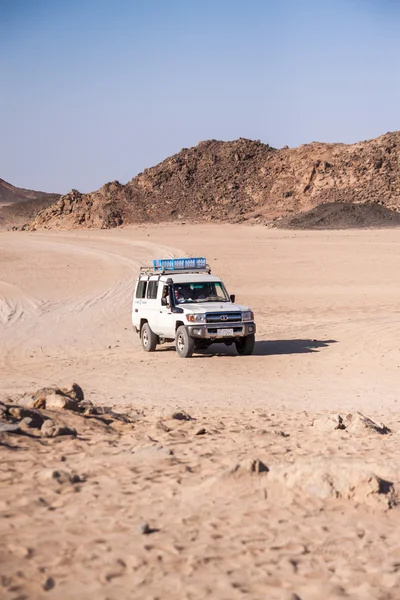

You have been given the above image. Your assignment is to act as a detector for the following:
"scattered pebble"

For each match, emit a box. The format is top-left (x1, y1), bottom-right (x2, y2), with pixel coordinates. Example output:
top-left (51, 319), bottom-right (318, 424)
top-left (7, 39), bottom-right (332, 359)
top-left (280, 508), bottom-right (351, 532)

top-left (172, 410), bottom-right (194, 421)
top-left (42, 576), bottom-right (55, 591)
top-left (138, 522), bottom-right (159, 535)
top-left (138, 522), bottom-right (151, 535)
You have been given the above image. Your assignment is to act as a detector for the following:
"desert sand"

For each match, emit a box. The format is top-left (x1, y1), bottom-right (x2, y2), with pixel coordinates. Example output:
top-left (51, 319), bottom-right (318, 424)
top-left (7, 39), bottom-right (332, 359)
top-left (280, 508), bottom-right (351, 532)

top-left (2, 224), bottom-right (400, 599)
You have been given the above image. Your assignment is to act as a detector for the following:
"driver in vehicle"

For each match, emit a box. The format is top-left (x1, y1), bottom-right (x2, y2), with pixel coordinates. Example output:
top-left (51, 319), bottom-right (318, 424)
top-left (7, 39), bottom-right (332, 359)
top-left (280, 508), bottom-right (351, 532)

top-left (174, 288), bottom-right (185, 304)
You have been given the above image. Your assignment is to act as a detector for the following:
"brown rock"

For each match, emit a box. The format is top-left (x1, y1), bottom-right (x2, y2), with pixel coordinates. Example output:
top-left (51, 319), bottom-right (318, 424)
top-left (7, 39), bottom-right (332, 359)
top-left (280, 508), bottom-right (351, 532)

top-left (223, 458), bottom-right (269, 479)
top-left (313, 414), bottom-right (345, 432)
top-left (270, 458), bottom-right (397, 508)
top-left (156, 420), bottom-right (171, 432)
top-left (18, 417), bottom-right (42, 436)
top-left (18, 393), bottom-right (44, 409)
top-left (40, 419), bottom-right (77, 437)
top-left (42, 577), bottom-right (55, 591)
top-left (345, 412), bottom-right (391, 434)
top-left (17, 385), bottom-right (85, 412)
top-left (45, 392), bottom-right (79, 411)
top-left (8, 407), bottom-right (45, 429)
top-left (138, 522), bottom-right (155, 535)
top-left (240, 458), bottom-right (269, 474)
top-left (41, 419), bottom-right (77, 438)
top-left (40, 419), bottom-right (56, 437)
top-left (172, 410), bottom-right (193, 421)
top-left (60, 383), bottom-right (84, 402)
top-left (0, 422), bottom-right (21, 433)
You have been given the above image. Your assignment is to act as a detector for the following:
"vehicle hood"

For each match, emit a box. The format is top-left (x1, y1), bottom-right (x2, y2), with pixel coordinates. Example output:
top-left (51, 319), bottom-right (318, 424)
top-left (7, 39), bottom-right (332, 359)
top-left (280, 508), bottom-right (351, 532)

top-left (180, 302), bottom-right (251, 314)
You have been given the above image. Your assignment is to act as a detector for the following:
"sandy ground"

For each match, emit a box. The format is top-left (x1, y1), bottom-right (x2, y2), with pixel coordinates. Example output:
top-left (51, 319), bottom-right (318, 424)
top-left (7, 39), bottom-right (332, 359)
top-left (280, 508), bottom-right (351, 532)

top-left (1, 224), bottom-right (400, 599)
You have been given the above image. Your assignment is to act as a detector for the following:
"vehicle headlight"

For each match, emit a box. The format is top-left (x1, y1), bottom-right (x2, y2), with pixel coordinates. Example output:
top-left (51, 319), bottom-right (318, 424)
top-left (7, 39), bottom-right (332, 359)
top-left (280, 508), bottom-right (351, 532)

top-left (242, 311), bottom-right (254, 321)
top-left (186, 314), bottom-right (206, 323)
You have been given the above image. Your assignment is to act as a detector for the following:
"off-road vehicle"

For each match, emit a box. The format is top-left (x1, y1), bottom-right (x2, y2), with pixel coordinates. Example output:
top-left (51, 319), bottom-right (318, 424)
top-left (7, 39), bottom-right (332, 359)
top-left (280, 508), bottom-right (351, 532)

top-left (132, 257), bottom-right (256, 358)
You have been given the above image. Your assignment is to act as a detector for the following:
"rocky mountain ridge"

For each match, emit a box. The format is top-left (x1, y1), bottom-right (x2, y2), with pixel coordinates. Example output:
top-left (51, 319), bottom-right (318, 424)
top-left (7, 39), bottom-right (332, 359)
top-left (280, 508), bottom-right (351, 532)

top-left (0, 179), bottom-right (60, 228)
top-left (7, 131), bottom-right (400, 230)
top-left (0, 178), bottom-right (58, 205)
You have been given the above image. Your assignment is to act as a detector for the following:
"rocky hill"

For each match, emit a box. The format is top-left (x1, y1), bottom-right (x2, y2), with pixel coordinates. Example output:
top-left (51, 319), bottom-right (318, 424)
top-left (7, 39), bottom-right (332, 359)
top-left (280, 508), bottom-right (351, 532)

top-left (13, 131), bottom-right (400, 230)
top-left (279, 202), bottom-right (400, 229)
top-left (0, 179), bottom-right (59, 228)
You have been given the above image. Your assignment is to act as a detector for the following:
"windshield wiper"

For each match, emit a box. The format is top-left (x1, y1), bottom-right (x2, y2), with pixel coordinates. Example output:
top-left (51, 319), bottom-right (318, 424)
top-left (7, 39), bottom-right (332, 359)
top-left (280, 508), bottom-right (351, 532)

top-left (203, 296), bottom-right (227, 302)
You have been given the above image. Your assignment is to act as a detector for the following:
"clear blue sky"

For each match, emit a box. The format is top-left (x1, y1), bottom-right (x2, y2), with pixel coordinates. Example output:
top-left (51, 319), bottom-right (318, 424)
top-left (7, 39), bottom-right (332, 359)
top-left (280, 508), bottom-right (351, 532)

top-left (1, 0), bottom-right (400, 193)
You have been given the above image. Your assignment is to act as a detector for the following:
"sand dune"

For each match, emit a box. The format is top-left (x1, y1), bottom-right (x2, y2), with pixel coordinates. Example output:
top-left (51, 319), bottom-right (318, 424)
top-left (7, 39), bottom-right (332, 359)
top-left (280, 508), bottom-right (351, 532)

top-left (2, 224), bottom-right (400, 599)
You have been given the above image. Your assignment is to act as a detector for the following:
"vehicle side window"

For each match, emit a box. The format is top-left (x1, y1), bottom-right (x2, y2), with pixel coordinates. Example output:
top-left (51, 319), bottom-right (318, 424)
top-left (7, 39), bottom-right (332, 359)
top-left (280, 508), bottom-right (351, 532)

top-left (147, 281), bottom-right (158, 299)
top-left (136, 280), bottom-right (147, 299)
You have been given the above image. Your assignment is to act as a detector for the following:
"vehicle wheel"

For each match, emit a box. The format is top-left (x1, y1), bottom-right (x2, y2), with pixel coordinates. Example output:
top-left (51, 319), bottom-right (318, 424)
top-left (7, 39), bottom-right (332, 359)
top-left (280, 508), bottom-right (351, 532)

top-left (141, 322), bottom-right (158, 352)
top-left (235, 334), bottom-right (255, 356)
top-left (175, 326), bottom-right (195, 358)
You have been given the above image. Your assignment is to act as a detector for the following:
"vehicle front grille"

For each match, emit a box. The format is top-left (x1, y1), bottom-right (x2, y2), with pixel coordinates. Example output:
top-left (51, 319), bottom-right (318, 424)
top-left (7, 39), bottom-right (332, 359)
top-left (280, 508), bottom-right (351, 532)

top-left (205, 312), bottom-right (242, 323)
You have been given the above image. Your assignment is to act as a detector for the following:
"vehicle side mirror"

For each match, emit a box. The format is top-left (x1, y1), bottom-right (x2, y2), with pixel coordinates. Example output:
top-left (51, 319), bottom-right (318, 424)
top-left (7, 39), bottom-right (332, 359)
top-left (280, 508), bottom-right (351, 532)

top-left (230, 294), bottom-right (235, 303)
top-left (171, 306), bottom-right (184, 313)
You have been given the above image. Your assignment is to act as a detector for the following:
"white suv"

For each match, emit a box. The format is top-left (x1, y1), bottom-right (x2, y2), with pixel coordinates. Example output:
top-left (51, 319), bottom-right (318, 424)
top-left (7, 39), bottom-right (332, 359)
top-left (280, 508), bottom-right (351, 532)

top-left (132, 257), bottom-right (256, 358)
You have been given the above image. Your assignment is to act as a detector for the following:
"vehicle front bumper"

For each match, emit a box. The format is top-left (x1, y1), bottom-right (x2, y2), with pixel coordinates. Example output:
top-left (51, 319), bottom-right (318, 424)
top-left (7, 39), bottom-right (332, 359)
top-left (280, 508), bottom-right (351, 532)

top-left (186, 322), bottom-right (256, 339)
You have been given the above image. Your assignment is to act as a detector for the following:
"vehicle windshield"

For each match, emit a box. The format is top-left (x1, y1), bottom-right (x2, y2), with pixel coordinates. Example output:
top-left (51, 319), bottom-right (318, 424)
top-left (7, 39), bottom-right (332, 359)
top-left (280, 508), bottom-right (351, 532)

top-left (173, 281), bottom-right (229, 304)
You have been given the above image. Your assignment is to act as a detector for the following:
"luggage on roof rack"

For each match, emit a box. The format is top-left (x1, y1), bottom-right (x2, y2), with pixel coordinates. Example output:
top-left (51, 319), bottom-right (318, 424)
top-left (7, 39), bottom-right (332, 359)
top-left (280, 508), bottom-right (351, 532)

top-left (154, 257), bottom-right (207, 271)
top-left (140, 257), bottom-right (211, 275)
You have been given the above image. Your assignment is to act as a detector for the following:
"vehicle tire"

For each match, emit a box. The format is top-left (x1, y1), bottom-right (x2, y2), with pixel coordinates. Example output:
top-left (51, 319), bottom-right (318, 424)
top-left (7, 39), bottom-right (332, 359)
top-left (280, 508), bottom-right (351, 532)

top-left (141, 322), bottom-right (158, 352)
top-left (235, 334), bottom-right (255, 356)
top-left (175, 326), bottom-right (195, 358)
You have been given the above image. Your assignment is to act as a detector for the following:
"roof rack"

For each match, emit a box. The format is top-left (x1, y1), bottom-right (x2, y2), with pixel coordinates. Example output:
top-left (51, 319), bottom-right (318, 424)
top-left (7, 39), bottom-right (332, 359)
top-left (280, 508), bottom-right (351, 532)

top-left (139, 266), bottom-right (212, 276)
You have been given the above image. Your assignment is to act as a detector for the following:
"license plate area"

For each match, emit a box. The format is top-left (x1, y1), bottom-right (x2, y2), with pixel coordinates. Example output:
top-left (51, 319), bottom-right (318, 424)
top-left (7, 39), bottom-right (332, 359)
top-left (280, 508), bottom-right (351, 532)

top-left (217, 328), bottom-right (234, 337)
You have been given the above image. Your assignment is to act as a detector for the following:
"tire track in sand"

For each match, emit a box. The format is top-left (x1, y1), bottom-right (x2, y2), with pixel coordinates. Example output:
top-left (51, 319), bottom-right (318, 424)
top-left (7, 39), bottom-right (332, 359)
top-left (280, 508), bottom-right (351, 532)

top-left (0, 234), bottom-right (184, 392)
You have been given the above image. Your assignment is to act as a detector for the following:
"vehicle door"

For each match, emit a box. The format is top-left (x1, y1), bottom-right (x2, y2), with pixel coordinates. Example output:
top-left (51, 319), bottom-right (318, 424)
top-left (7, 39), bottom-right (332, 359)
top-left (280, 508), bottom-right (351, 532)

top-left (144, 278), bottom-right (161, 333)
top-left (132, 278), bottom-right (149, 329)
top-left (155, 284), bottom-right (175, 338)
